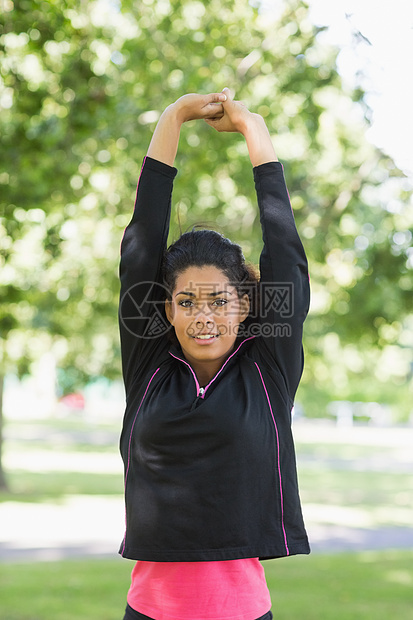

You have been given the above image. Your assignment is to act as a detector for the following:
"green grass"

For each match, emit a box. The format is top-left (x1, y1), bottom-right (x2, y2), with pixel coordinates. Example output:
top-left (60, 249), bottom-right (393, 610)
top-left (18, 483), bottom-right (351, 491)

top-left (266, 550), bottom-right (413, 619)
top-left (0, 558), bottom-right (131, 620)
top-left (2, 418), bottom-right (412, 619)
top-left (1, 417), bottom-right (123, 501)
top-left (298, 468), bottom-right (413, 511)
top-left (296, 439), bottom-right (401, 461)
top-left (5, 418), bottom-right (120, 452)
top-left (1, 552), bottom-right (412, 619)
top-left (0, 470), bottom-right (123, 503)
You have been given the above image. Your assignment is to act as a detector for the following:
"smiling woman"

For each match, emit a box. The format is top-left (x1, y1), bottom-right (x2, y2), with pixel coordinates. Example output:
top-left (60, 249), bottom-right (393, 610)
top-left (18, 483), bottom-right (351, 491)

top-left (165, 264), bottom-right (250, 386)
top-left (118, 89), bottom-right (311, 620)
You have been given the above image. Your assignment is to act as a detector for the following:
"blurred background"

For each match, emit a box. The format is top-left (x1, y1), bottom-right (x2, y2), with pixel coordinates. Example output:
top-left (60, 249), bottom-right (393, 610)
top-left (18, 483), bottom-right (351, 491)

top-left (1, 0), bottom-right (412, 618)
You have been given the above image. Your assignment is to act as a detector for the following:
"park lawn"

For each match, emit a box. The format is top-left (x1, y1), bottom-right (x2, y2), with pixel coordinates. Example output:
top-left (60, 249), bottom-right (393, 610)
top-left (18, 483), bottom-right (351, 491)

top-left (0, 470), bottom-right (123, 503)
top-left (1, 551), bottom-right (412, 620)
top-left (265, 550), bottom-right (413, 619)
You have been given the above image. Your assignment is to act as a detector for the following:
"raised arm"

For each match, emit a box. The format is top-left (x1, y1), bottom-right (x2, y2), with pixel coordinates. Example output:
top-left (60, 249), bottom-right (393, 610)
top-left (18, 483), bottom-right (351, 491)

top-left (207, 89), bottom-right (309, 403)
top-left (119, 93), bottom-right (227, 390)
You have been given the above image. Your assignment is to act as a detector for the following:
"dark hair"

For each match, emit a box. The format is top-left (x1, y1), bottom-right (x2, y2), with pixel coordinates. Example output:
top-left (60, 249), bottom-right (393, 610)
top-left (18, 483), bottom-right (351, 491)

top-left (162, 229), bottom-right (259, 316)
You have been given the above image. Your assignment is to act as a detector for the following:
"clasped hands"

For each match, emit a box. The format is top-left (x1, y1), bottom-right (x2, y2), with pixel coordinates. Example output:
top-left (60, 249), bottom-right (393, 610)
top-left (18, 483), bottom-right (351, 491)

top-left (171, 88), bottom-right (258, 135)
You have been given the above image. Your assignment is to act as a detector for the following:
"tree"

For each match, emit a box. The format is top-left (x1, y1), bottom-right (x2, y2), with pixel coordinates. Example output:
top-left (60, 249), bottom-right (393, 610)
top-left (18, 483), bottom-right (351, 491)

top-left (114, 0), bottom-right (412, 414)
top-left (1, 0), bottom-right (124, 487)
top-left (1, 0), bottom-right (412, 488)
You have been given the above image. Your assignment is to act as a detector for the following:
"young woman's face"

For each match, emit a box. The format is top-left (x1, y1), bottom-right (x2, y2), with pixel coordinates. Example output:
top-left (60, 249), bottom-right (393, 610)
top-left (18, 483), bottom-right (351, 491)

top-left (165, 265), bottom-right (249, 371)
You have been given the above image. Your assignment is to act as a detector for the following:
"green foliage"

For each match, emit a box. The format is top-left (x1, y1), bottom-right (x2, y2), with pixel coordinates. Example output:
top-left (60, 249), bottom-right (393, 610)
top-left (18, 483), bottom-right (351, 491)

top-left (1, 0), bottom-right (412, 409)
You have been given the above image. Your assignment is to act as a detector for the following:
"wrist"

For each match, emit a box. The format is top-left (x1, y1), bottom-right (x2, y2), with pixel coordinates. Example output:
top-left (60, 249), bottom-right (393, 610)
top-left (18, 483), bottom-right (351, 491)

top-left (240, 113), bottom-right (266, 137)
top-left (241, 114), bottom-right (277, 166)
top-left (162, 102), bottom-right (185, 128)
top-left (146, 103), bottom-right (183, 166)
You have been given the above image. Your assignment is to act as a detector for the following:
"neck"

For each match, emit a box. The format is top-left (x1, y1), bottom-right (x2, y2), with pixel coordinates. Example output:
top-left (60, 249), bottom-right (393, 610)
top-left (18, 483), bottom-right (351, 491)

top-left (181, 350), bottom-right (233, 387)
top-left (188, 358), bottom-right (224, 387)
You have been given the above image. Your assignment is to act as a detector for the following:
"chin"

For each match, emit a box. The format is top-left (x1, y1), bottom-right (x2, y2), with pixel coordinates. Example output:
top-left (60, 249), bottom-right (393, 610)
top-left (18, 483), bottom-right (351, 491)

top-left (187, 337), bottom-right (235, 357)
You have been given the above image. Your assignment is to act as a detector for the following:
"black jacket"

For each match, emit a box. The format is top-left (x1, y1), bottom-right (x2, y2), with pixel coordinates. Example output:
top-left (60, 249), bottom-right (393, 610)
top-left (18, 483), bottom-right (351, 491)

top-left (118, 156), bottom-right (310, 561)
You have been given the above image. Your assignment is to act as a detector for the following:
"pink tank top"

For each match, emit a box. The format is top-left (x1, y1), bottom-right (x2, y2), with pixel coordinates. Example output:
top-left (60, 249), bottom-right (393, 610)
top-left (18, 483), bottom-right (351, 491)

top-left (127, 558), bottom-right (271, 620)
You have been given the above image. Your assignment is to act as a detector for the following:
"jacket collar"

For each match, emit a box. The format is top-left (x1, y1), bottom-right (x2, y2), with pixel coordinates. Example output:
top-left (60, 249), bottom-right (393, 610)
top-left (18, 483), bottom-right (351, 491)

top-left (168, 335), bottom-right (255, 365)
top-left (168, 336), bottom-right (256, 396)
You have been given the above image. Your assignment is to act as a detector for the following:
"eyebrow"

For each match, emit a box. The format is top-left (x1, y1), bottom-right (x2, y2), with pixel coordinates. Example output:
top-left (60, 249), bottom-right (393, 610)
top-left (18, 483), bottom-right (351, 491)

top-left (174, 290), bottom-right (234, 298)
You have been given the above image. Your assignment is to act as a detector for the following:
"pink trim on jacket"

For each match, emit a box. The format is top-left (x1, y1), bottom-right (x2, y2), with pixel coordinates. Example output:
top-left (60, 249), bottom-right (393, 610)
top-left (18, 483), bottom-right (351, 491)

top-left (254, 361), bottom-right (290, 555)
top-left (169, 336), bottom-right (256, 398)
top-left (121, 366), bottom-right (160, 555)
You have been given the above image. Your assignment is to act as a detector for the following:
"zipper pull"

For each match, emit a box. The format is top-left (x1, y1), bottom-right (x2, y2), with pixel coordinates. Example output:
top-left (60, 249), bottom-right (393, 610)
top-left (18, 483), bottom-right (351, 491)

top-left (191, 386), bottom-right (205, 411)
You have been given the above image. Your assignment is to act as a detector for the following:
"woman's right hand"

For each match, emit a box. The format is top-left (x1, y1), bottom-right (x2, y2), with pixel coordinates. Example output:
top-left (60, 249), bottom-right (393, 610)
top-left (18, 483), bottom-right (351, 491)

top-left (147, 92), bottom-right (226, 166)
top-left (205, 87), bottom-right (262, 135)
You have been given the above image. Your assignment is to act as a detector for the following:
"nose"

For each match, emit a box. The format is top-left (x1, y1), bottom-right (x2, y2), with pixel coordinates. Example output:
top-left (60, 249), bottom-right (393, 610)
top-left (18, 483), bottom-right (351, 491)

top-left (196, 319), bottom-right (214, 329)
top-left (194, 304), bottom-right (215, 330)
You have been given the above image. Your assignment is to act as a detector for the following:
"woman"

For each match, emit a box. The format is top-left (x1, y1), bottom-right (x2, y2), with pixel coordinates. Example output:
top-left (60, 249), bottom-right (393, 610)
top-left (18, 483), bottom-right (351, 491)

top-left (119, 89), bottom-right (310, 620)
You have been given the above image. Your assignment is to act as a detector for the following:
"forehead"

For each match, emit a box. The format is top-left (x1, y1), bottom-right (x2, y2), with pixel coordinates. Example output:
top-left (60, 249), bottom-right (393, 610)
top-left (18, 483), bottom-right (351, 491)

top-left (174, 266), bottom-right (232, 293)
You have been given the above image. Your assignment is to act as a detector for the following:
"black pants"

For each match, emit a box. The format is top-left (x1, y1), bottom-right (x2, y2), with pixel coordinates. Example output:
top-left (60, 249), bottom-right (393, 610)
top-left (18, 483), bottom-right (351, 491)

top-left (123, 603), bottom-right (273, 620)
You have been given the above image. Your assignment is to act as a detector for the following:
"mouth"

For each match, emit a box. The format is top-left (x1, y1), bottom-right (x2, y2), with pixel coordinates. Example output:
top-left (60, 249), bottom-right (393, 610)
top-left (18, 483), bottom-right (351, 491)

top-left (191, 333), bottom-right (220, 342)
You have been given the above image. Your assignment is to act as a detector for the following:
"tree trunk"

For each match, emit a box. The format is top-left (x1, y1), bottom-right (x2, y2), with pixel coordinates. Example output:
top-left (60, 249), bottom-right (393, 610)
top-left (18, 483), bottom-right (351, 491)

top-left (0, 374), bottom-right (8, 490)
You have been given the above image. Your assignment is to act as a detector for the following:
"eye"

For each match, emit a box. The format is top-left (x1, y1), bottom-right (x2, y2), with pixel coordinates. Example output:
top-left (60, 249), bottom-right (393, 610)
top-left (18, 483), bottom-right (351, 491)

top-left (178, 299), bottom-right (194, 308)
top-left (212, 298), bottom-right (228, 307)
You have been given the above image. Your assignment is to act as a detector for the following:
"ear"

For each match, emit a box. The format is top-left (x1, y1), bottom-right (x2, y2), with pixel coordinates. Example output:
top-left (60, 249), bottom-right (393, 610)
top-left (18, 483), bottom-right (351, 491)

top-left (165, 299), bottom-right (174, 325)
top-left (239, 294), bottom-right (250, 323)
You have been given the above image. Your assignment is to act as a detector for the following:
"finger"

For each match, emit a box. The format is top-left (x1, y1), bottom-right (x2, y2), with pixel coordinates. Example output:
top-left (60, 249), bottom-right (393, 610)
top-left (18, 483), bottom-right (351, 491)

top-left (221, 87), bottom-right (235, 101)
top-left (203, 104), bottom-right (224, 118)
top-left (205, 92), bottom-right (227, 104)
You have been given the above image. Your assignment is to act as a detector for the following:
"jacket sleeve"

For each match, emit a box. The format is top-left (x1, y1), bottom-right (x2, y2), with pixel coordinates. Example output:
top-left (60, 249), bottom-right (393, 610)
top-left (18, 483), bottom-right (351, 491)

top-left (253, 161), bottom-right (310, 404)
top-left (119, 156), bottom-right (178, 393)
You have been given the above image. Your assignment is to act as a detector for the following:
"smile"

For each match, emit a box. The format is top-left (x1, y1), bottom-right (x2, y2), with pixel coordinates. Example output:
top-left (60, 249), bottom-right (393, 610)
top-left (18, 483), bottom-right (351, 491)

top-left (192, 334), bottom-right (219, 340)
